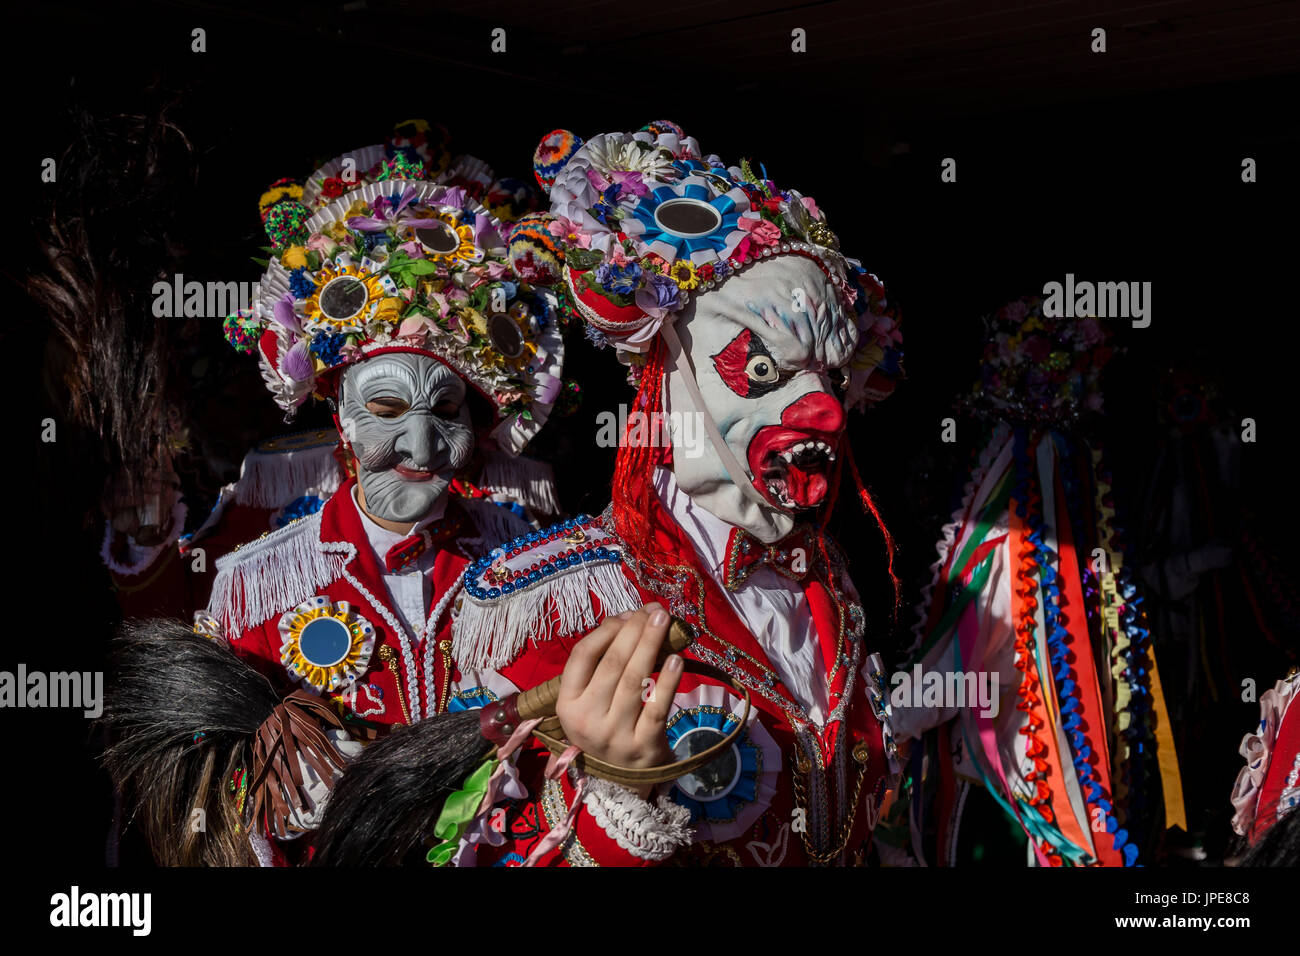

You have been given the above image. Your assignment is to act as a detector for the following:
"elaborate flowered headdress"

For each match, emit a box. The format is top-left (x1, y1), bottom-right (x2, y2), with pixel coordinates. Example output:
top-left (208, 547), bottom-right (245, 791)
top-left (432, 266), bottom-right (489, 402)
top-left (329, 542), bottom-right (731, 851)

top-left (225, 123), bottom-right (564, 456)
top-left (956, 295), bottom-right (1118, 427)
top-left (509, 120), bottom-right (903, 412)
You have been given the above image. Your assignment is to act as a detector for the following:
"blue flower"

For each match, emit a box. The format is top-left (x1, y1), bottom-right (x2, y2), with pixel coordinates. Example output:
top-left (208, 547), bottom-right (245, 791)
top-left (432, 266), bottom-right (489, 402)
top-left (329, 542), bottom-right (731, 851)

top-left (288, 267), bottom-right (315, 300)
top-left (309, 331), bottom-right (348, 366)
top-left (590, 184), bottom-right (622, 226)
top-left (584, 324), bottom-right (610, 348)
top-left (594, 260), bottom-right (643, 296)
top-left (641, 272), bottom-right (681, 311)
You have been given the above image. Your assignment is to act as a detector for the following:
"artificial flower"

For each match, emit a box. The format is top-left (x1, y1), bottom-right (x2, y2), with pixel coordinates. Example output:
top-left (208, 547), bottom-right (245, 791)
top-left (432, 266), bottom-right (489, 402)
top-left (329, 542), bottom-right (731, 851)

top-left (548, 216), bottom-right (592, 249)
top-left (739, 217), bottom-right (781, 247)
top-left (372, 296), bottom-right (407, 326)
top-left (668, 259), bottom-right (700, 290)
top-left (634, 272), bottom-right (682, 318)
top-left (287, 268), bottom-right (315, 301)
top-left (595, 260), bottom-right (643, 296)
top-left (318, 176), bottom-right (351, 201)
top-left (280, 245), bottom-right (309, 269)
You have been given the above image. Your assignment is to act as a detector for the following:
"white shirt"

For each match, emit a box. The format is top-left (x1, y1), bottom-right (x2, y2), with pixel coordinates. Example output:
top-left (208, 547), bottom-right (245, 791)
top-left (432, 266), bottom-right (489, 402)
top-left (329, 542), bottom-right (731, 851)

top-left (350, 486), bottom-right (447, 639)
top-left (654, 467), bottom-right (830, 724)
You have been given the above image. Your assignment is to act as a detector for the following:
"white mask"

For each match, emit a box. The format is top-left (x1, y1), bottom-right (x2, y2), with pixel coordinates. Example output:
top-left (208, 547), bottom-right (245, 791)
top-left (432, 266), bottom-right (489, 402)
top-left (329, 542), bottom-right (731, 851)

top-left (338, 353), bottom-right (475, 525)
top-left (664, 256), bottom-right (858, 543)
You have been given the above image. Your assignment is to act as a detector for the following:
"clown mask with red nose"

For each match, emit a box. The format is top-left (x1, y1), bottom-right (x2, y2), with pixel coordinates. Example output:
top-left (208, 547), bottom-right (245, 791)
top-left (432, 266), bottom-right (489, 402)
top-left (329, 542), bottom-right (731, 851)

top-left (663, 255), bottom-right (858, 543)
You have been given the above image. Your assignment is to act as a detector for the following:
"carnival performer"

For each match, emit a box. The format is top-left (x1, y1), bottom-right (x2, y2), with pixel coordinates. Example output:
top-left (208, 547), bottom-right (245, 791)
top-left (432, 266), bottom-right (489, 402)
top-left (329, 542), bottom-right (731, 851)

top-left (102, 124), bottom-right (570, 865)
top-left (888, 297), bottom-right (1184, 867)
top-left (317, 121), bottom-right (907, 867)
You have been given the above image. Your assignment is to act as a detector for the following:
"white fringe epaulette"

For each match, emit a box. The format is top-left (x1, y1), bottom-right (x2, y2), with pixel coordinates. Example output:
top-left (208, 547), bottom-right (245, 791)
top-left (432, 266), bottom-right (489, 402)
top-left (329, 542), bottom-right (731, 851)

top-left (453, 513), bottom-right (642, 670)
top-left (232, 430), bottom-right (344, 509)
top-left (206, 510), bottom-right (353, 638)
top-left (480, 447), bottom-right (562, 519)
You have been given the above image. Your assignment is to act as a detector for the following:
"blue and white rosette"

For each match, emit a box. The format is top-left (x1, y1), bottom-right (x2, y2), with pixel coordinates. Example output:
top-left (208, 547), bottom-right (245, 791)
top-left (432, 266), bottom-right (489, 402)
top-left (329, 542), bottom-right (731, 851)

top-left (621, 176), bottom-right (756, 266)
top-left (665, 683), bottom-right (781, 843)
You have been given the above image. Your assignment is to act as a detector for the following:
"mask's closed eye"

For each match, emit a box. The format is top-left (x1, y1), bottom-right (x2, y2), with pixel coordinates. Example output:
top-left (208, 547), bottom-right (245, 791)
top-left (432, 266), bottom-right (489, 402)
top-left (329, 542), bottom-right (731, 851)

top-left (711, 328), bottom-right (784, 398)
top-left (365, 397), bottom-right (409, 419)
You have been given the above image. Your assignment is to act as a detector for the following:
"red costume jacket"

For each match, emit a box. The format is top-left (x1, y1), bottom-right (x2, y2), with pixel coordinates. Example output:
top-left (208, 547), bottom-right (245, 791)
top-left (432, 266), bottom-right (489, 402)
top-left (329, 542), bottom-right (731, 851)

top-left (449, 492), bottom-right (900, 867)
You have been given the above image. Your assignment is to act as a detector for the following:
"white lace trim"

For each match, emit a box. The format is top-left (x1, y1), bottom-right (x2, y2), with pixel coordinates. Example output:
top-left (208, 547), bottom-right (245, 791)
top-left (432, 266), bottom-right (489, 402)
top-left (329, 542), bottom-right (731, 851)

top-left (578, 773), bottom-right (694, 861)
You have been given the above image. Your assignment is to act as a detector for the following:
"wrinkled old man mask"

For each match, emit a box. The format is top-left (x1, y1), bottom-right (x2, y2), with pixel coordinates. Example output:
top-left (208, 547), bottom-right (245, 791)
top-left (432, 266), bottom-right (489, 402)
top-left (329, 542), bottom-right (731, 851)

top-left (338, 352), bottom-right (476, 525)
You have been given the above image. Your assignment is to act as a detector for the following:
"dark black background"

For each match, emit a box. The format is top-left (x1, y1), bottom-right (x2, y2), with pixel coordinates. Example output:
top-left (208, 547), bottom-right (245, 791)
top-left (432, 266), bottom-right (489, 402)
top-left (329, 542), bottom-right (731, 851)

top-left (4, 0), bottom-right (1298, 891)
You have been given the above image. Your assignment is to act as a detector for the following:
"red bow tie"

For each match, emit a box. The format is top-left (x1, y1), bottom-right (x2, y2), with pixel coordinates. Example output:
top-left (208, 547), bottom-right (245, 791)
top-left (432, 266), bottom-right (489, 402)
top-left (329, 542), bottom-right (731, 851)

top-left (722, 525), bottom-right (824, 590)
top-left (383, 510), bottom-right (466, 574)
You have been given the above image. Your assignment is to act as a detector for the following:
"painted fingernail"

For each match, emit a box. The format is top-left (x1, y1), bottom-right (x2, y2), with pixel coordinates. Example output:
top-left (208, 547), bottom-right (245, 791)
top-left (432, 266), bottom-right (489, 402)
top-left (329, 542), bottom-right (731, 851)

top-left (665, 654), bottom-right (683, 672)
top-left (650, 609), bottom-right (669, 627)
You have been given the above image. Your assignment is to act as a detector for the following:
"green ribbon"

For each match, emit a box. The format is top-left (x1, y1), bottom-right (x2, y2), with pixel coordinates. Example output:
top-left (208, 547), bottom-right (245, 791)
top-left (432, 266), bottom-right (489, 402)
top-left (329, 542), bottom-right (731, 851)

top-left (911, 470), bottom-right (1012, 660)
top-left (425, 757), bottom-right (498, 867)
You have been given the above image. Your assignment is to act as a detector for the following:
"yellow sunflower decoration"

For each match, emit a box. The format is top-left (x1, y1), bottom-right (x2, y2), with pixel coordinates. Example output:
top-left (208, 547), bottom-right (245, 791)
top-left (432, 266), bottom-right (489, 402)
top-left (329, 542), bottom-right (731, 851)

top-left (481, 302), bottom-right (540, 374)
top-left (403, 210), bottom-right (480, 266)
top-left (303, 261), bottom-right (394, 333)
top-left (277, 596), bottom-right (376, 694)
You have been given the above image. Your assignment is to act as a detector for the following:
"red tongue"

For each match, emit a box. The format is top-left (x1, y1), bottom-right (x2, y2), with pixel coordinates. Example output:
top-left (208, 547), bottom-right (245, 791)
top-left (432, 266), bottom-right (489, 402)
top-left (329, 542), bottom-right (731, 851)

top-left (786, 462), bottom-right (829, 507)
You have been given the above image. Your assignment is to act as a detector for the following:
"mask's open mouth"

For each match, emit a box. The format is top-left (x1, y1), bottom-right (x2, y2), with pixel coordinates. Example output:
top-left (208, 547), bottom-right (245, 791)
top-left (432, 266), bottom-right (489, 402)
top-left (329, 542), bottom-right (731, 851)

top-left (747, 428), bottom-right (838, 511)
top-left (392, 463), bottom-right (436, 482)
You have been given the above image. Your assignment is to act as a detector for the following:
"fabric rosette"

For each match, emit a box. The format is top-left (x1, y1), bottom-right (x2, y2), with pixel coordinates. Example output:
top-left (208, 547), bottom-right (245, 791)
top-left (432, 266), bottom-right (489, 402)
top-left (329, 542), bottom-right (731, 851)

top-left (664, 682), bottom-right (781, 843)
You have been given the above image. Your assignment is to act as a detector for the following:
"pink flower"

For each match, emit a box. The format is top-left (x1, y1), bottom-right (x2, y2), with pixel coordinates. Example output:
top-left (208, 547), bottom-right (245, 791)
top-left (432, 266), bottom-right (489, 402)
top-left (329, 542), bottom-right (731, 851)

top-left (738, 216), bottom-right (781, 247)
top-left (397, 314), bottom-right (438, 345)
top-left (548, 216), bottom-right (591, 249)
top-left (610, 169), bottom-right (648, 198)
top-left (800, 195), bottom-right (821, 219)
top-left (306, 233), bottom-right (334, 253)
top-left (607, 245), bottom-right (633, 267)
top-left (426, 291), bottom-right (449, 315)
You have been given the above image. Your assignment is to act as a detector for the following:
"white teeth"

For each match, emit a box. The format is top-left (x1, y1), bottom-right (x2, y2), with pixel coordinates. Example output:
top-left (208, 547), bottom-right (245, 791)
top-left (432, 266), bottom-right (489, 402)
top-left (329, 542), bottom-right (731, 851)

top-left (782, 451), bottom-right (794, 463)
top-left (793, 442), bottom-right (807, 453)
top-left (828, 451), bottom-right (836, 461)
